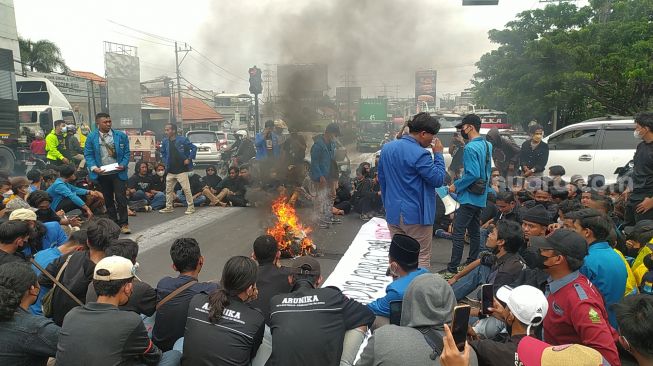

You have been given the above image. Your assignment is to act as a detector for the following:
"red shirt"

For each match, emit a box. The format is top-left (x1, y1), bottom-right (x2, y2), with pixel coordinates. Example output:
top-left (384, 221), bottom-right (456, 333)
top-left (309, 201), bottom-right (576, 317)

top-left (30, 139), bottom-right (46, 155)
top-left (544, 271), bottom-right (621, 366)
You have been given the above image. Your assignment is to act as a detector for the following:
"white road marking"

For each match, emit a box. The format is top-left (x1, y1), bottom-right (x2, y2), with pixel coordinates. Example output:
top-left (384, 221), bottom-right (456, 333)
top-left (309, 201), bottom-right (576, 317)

top-left (128, 207), bottom-right (244, 253)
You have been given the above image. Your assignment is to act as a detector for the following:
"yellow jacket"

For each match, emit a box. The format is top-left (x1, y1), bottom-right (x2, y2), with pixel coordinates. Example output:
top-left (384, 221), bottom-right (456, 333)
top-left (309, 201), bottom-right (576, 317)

top-left (45, 131), bottom-right (65, 161)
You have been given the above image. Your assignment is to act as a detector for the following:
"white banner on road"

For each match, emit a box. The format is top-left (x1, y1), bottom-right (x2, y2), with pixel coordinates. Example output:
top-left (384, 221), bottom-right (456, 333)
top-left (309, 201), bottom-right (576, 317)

top-left (322, 217), bottom-right (393, 305)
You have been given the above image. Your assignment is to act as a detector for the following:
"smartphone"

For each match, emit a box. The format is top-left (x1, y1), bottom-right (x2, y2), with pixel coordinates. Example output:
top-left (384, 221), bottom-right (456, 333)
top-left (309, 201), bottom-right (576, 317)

top-left (481, 284), bottom-right (494, 315)
top-left (389, 301), bottom-right (402, 326)
top-left (452, 305), bottom-right (471, 352)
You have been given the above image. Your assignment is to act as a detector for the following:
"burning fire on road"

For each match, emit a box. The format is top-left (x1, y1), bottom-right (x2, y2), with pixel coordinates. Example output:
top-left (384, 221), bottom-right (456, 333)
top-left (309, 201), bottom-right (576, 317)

top-left (267, 195), bottom-right (316, 257)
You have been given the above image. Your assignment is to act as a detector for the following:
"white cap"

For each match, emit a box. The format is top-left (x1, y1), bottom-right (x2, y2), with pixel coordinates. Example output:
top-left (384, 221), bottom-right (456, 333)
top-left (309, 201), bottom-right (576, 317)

top-left (496, 285), bottom-right (548, 326)
top-left (93, 256), bottom-right (136, 281)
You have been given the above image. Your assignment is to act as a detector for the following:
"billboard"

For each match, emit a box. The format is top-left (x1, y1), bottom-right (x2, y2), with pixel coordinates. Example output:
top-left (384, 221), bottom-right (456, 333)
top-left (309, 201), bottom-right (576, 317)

top-left (415, 70), bottom-right (437, 102)
top-left (335, 86), bottom-right (362, 104)
top-left (105, 50), bottom-right (142, 129)
top-left (277, 64), bottom-right (328, 96)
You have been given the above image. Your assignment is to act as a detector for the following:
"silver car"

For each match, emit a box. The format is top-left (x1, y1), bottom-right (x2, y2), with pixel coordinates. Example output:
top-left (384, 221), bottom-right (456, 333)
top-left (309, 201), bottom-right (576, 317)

top-left (186, 130), bottom-right (221, 164)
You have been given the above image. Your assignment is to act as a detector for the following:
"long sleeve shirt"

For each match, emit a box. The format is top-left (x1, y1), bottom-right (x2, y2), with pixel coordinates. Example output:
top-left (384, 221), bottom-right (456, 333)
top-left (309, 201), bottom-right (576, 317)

top-left (46, 178), bottom-right (88, 210)
top-left (454, 137), bottom-right (492, 208)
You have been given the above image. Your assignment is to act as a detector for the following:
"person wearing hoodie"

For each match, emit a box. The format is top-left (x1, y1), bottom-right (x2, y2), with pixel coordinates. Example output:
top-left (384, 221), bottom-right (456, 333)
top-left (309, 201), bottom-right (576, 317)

top-left (485, 127), bottom-right (520, 178)
top-left (200, 165), bottom-right (223, 206)
top-left (356, 273), bottom-right (479, 366)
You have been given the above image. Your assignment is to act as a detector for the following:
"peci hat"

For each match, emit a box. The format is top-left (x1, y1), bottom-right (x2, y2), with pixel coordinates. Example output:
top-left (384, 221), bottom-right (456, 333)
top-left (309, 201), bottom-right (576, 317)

top-left (495, 285), bottom-right (548, 326)
top-left (290, 256), bottom-right (321, 276)
top-left (325, 123), bottom-right (342, 137)
top-left (9, 208), bottom-right (37, 221)
top-left (389, 234), bottom-right (420, 267)
top-left (529, 229), bottom-right (588, 261)
top-left (93, 256), bottom-right (136, 281)
top-left (521, 205), bottom-right (552, 226)
top-left (517, 336), bottom-right (610, 366)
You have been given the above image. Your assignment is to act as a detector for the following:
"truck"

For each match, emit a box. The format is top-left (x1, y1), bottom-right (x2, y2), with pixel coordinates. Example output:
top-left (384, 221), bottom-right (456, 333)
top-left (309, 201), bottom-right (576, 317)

top-left (16, 75), bottom-right (77, 136)
top-left (356, 98), bottom-right (389, 152)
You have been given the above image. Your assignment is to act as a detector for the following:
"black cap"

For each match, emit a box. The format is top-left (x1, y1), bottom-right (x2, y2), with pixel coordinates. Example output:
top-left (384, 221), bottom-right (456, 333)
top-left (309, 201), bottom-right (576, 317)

top-left (565, 208), bottom-right (603, 221)
top-left (530, 229), bottom-right (588, 261)
top-left (521, 205), bottom-right (552, 226)
top-left (455, 114), bottom-right (481, 131)
top-left (389, 234), bottom-right (420, 267)
top-left (290, 256), bottom-right (321, 275)
top-left (325, 123), bottom-right (342, 137)
top-left (624, 220), bottom-right (653, 241)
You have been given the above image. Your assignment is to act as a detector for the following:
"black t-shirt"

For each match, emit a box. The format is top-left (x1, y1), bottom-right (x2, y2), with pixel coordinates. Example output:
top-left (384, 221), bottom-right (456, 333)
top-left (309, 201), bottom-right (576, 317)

top-left (152, 275), bottom-right (219, 351)
top-left (128, 174), bottom-right (153, 192)
top-left (266, 283), bottom-right (375, 366)
top-left (631, 140), bottom-right (653, 201)
top-left (248, 264), bottom-right (292, 325)
top-left (182, 292), bottom-right (265, 366)
top-left (168, 139), bottom-right (187, 174)
top-left (0, 249), bottom-right (26, 266)
top-left (470, 334), bottom-right (526, 366)
top-left (36, 208), bottom-right (61, 224)
top-left (150, 175), bottom-right (166, 192)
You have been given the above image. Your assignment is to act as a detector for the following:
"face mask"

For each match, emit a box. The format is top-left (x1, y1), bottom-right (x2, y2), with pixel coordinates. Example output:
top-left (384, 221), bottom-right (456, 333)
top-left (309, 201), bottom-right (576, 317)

top-left (3, 190), bottom-right (13, 198)
top-left (460, 127), bottom-right (469, 140)
top-left (61, 126), bottom-right (67, 133)
top-left (634, 130), bottom-right (642, 139)
top-left (36, 208), bottom-right (51, 216)
top-left (156, 171), bottom-right (165, 177)
top-left (522, 247), bottom-right (544, 269)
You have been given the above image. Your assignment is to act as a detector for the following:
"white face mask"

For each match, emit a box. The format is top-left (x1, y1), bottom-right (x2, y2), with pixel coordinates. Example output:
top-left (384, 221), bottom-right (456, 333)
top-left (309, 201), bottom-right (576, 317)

top-left (60, 126), bottom-right (67, 133)
top-left (156, 171), bottom-right (165, 177)
top-left (634, 129), bottom-right (643, 139)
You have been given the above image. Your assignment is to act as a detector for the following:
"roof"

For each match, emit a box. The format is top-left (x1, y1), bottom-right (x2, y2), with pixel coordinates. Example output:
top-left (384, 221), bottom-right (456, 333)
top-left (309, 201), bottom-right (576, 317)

top-left (70, 71), bottom-right (106, 83)
top-left (144, 96), bottom-right (223, 122)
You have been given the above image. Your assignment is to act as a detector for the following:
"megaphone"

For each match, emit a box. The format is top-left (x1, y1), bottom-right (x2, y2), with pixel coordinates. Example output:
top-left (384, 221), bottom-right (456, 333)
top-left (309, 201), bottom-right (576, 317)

top-left (435, 187), bottom-right (459, 215)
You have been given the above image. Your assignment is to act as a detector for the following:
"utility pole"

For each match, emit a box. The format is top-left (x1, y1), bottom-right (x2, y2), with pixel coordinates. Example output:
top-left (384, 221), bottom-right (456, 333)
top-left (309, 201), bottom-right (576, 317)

top-left (174, 41), bottom-right (192, 133)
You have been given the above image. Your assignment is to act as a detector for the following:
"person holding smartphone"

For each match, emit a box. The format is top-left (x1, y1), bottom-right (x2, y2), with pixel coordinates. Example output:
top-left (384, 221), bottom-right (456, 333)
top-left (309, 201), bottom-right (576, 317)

top-left (356, 274), bottom-right (480, 366)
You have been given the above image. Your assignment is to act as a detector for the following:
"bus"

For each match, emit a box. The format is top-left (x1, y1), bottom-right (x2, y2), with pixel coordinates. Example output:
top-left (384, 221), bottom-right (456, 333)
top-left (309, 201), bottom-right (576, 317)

top-left (475, 109), bottom-right (510, 129)
top-left (430, 112), bottom-right (463, 129)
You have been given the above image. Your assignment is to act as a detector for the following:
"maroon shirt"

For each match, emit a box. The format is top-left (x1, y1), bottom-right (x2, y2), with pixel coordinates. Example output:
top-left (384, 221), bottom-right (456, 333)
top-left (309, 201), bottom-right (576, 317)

top-left (543, 271), bottom-right (620, 366)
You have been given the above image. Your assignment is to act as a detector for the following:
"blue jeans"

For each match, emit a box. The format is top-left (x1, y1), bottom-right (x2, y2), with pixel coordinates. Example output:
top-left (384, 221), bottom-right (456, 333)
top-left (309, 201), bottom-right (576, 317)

top-left (158, 350), bottom-right (182, 366)
top-left (451, 264), bottom-right (491, 301)
top-left (176, 190), bottom-right (206, 207)
top-left (448, 204), bottom-right (482, 273)
top-left (479, 227), bottom-right (489, 253)
top-left (132, 190), bottom-right (166, 210)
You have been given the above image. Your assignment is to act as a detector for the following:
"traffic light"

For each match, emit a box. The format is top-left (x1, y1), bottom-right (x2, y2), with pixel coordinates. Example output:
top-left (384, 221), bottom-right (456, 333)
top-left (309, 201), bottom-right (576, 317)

top-left (249, 66), bottom-right (263, 95)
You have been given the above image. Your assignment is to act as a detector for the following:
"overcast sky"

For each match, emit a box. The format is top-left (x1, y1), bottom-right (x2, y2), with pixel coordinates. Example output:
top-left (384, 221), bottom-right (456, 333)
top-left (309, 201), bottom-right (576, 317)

top-left (13, 0), bottom-right (589, 98)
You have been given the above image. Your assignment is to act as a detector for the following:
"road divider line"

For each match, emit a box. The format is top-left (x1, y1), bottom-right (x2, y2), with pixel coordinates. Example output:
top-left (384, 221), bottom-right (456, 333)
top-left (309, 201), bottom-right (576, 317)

top-left (128, 207), bottom-right (245, 253)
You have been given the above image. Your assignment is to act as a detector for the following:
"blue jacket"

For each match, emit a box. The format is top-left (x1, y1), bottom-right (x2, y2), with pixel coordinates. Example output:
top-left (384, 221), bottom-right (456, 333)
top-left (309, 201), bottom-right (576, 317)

top-left (47, 178), bottom-right (89, 211)
top-left (580, 241), bottom-right (628, 329)
top-left (367, 268), bottom-right (429, 317)
top-left (30, 247), bottom-right (63, 315)
top-left (255, 131), bottom-right (280, 160)
top-left (84, 129), bottom-right (130, 181)
top-left (0, 308), bottom-right (59, 365)
top-left (378, 135), bottom-right (446, 225)
top-left (160, 136), bottom-right (197, 171)
top-left (454, 137), bottom-right (492, 208)
top-left (309, 135), bottom-right (335, 182)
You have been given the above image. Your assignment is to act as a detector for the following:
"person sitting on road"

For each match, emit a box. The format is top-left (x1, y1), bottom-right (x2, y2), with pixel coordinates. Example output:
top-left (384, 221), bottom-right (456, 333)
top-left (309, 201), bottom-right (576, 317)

top-left (9, 208), bottom-right (68, 255)
top-left (200, 165), bottom-right (222, 206)
top-left (214, 166), bottom-right (247, 207)
top-left (150, 162), bottom-right (167, 193)
top-left (0, 262), bottom-right (60, 366)
top-left (174, 171), bottom-right (207, 207)
top-left (268, 256), bottom-right (375, 366)
top-left (127, 161), bottom-right (165, 211)
top-left (46, 164), bottom-right (103, 218)
top-left (5, 176), bottom-right (34, 212)
top-left (615, 294), bottom-right (653, 366)
top-left (40, 169), bottom-right (58, 191)
top-left (249, 235), bottom-right (292, 325)
top-left (27, 190), bottom-right (81, 227)
top-left (0, 220), bottom-right (31, 266)
top-left (183, 256), bottom-right (265, 365)
top-left (86, 239), bottom-right (156, 317)
top-left (368, 234), bottom-right (428, 326)
top-left (27, 169), bottom-right (43, 193)
top-left (152, 238), bottom-right (218, 352)
top-left (356, 273), bottom-right (480, 366)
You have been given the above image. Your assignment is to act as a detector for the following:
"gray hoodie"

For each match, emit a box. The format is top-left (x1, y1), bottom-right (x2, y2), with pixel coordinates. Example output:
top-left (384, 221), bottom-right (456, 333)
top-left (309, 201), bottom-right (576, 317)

top-left (355, 274), bottom-right (478, 366)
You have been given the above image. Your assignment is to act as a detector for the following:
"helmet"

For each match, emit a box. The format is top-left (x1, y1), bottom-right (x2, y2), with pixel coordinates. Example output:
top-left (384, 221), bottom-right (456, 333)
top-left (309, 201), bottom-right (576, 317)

top-left (236, 130), bottom-right (248, 138)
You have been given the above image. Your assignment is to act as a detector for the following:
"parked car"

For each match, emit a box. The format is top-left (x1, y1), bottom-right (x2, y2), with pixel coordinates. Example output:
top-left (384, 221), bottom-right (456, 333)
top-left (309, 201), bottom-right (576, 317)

top-left (543, 117), bottom-right (636, 184)
top-left (215, 131), bottom-right (235, 151)
top-left (186, 130), bottom-right (221, 164)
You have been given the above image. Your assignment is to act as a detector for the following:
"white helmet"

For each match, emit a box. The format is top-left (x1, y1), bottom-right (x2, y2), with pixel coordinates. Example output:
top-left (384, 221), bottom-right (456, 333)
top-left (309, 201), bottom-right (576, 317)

top-left (236, 130), bottom-right (248, 138)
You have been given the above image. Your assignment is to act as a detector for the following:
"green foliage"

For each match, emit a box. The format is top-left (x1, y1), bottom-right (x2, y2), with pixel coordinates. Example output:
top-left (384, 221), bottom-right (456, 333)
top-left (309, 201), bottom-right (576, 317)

top-left (473, 0), bottom-right (653, 130)
top-left (18, 37), bottom-right (69, 74)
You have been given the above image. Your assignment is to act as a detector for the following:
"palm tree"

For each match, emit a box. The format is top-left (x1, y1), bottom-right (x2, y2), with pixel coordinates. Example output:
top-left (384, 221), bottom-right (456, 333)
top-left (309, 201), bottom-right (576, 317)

top-left (18, 37), bottom-right (69, 73)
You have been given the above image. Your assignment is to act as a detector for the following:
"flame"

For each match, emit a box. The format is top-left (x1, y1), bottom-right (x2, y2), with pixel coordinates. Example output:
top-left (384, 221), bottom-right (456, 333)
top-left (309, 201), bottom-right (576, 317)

top-left (267, 194), bottom-right (314, 257)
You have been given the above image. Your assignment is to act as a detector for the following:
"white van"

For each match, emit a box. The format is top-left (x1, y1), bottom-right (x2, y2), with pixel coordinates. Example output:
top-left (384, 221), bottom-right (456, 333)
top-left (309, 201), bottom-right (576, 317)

top-left (543, 117), bottom-right (637, 184)
top-left (16, 76), bottom-right (77, 139)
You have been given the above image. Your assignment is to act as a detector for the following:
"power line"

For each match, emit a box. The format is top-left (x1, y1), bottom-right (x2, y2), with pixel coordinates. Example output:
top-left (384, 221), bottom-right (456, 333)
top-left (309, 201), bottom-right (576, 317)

top-left (191, 48), bottom-right (248, 83)
top-left (106, 19), bottom-right (177, 44)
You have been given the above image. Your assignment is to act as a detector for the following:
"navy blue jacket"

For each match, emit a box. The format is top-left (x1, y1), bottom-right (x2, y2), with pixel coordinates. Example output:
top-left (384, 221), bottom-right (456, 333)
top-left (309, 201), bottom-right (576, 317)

top-left (160, 136), bottom-right (197, 171)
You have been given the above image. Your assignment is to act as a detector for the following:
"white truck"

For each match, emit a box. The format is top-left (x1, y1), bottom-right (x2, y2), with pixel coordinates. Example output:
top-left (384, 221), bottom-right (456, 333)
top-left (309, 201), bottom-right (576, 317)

top-left (16, 75), bottom-right (77, 138)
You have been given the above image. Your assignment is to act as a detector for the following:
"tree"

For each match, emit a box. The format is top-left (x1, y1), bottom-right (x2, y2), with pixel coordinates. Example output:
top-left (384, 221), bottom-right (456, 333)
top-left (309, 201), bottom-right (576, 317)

top-left (473, 0), bottom-right (653, 130)
top-left (18, 37), bottom-right (69, 73)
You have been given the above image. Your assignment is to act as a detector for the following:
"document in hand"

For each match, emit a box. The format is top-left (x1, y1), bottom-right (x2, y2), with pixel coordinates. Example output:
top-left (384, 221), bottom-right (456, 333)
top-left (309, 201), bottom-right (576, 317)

top-left (100, 163), bottom-right (120, 172)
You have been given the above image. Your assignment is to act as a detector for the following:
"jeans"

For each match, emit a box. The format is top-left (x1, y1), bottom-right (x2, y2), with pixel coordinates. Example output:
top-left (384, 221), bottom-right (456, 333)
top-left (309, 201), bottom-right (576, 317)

top-left (97, 173), bottom-right (128, 226)
top-left (176, 190), bottom-right (206, 207)
top-left (448, 203), bottom-right (482, 273)
top-left (158, 350), bottom-right (182, 366)
top-left (132, 190), bottom-right (166, 210)
top-left (451, 264), bottom-right (491, 301)
top-left (473, 317), bottom-right (506, 340)
top-left (479, 227), bottom-right (490, 253)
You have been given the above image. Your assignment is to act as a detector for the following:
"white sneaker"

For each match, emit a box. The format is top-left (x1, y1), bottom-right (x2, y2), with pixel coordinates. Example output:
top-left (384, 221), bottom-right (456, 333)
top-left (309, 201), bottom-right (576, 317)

top-left (185, 207), bottom-right (195, 215)
top-left (159, 207), bottom-right (174, 213)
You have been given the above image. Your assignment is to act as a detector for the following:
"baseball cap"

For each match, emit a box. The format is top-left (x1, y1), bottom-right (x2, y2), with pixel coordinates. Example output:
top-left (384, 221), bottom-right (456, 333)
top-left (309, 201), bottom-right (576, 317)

top-left (9, 208), bottom-right (37, 221)
top-left (93, 255), bottom-right (136, 281)
top-left (325, 123), bottom-right (342, 137)
top-left (290, 256), bottom-right (321, 275)
top-left (517, 336), bottom-right (610, 366)
top-left (624, 220), bottom-right (653, 241)
top-left (495, 285), bottom-right (548, 326)
top-left (454, 114), bottom-right (481, 130)
top-left (570, 174), bottom-right (585, 186)
top-left (529, 229), bottom-right (588, 261)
